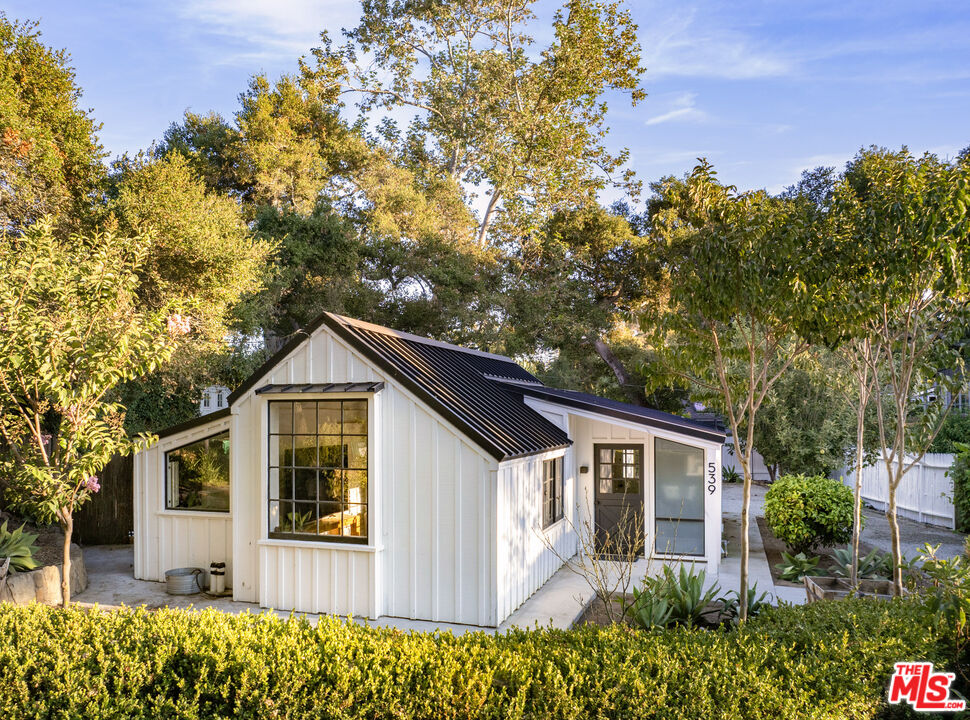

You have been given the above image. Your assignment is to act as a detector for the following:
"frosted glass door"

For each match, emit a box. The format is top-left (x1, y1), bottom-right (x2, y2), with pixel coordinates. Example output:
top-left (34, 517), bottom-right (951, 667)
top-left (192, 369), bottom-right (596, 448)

top-left (654, 438), bottom-right (705, 556)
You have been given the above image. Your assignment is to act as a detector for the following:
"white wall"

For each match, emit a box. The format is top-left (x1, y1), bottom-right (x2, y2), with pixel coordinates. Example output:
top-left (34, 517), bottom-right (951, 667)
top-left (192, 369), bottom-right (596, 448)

top-left (133, 415), bottom-right (234, 586)
top-left (840, 452), bottom-right (956, 529)
top-left (527, 399), bottom-right (723, 572)
top-left (229, 326), bottom-right (499, 625)
top-left (496, 447), bottom-right (577, 623)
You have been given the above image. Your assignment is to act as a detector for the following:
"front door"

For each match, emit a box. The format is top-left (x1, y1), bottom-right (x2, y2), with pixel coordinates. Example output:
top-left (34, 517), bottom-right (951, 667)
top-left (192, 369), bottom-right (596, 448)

top-left (593, 444), bottom-right (645, 556)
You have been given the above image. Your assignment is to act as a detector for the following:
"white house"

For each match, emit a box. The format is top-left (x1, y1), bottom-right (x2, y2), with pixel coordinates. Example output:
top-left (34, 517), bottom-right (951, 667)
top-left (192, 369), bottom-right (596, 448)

top-left (199, 385), bottom-right (230, 416)
top-left (134, 312), bottom-right (725, 627)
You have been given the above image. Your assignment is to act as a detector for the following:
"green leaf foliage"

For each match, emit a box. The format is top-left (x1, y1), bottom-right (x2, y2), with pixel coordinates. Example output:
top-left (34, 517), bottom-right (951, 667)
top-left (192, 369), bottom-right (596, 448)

top-left (0, 14), bottom-right (105, 234)
top-left (0, 598), bottom-right (949, 719)
top-left (764, 474), bottom-right (856, 554)
top-left (0, 520), bottom-right (40, 572)
top-left (0, 221), bottom-right (183, 527)
top-left (775, 552), bottom-right (823, 582)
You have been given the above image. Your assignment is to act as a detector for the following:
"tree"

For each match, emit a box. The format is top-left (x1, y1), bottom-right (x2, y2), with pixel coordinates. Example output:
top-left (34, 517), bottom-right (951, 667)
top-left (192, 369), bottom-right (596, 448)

top-left (643, 163), bottom-right (818, 619)
top-left (832, 147), bottom-right (970, 595)
top-left (102, 153), bottom-right (273, 432)
top-left (159, 71), bottom-right (493, 347)
top-left (0, 222), bottom-right (188, 604)
top-left (751, 355), bottom-right (857, 481)
top-left (505, 203), bottom-right (661, 403)
top-left (0, 14), bottom-right (105, 234)
top-left (319, 0), bottom-right (646, 250)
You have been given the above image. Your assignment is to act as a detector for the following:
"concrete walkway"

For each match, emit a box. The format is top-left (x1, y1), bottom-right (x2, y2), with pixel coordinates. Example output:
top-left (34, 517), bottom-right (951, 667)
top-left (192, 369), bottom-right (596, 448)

top-left (720, 483), bottom-right (805, 605)
top-left (74, 545), bottom-right (594, 635)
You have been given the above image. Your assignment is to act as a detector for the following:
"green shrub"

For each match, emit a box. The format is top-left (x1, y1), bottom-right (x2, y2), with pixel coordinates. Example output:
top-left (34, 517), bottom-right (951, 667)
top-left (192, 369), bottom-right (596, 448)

top-left (764, 473), bottom-right (855, 553)
top-left (0, 599), bottom-right (950, 719)
top-left (949, 442), bottom-right (970, 533)
top-left (929, 414), bottom-right (970, 454)
top-left (0, 520), bottom-right (40, 572)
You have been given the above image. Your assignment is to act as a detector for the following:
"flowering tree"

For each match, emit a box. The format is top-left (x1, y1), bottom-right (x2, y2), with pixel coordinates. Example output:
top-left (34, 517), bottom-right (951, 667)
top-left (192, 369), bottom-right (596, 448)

top-left (0, 221), bottom-right (189, 604)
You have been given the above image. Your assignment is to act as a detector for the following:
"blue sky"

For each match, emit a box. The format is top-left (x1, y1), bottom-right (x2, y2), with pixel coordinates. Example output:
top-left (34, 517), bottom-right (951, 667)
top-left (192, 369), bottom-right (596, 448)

top-left (7, 0), bottom-right (969, 196)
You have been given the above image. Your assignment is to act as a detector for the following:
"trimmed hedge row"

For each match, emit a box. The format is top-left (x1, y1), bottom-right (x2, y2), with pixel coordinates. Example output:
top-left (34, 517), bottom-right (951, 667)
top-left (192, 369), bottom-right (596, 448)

top-left (0, 599), bottom-right (947, 719)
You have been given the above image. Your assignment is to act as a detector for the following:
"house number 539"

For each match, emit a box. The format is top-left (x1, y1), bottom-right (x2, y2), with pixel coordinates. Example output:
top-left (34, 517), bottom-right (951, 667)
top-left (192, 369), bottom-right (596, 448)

top-left (707, 462), bottom-right (717, 495)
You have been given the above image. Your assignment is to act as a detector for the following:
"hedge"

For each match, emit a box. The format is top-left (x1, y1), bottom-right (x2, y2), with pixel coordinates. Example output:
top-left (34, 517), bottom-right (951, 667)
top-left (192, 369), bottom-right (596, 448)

top-left (0, 599), bottom-right (949, 719)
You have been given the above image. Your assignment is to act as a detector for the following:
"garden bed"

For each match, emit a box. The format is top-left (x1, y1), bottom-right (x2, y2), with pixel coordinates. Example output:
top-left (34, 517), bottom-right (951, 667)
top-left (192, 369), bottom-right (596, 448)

top-left (757, 515), bottom-right (841, 586)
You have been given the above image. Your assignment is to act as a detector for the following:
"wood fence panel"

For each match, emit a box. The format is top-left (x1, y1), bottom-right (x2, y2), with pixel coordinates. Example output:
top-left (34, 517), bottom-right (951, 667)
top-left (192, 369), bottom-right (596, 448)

top-left (73, 454), bottom-right (134, 545)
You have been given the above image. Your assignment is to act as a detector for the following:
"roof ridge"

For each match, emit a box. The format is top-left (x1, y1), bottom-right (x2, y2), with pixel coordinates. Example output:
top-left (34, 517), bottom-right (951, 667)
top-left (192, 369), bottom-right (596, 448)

top-left (325, 312), bottom-right (519, 364)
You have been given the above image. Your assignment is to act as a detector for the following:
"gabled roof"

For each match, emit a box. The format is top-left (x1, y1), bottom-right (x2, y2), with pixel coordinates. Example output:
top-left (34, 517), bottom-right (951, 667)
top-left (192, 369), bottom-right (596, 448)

top-left (321, 314), bottom-right (570, 460)
top-left (189, 310), bottom-right (722, 458)
top-left (498, 383), bottom-right (726, 444)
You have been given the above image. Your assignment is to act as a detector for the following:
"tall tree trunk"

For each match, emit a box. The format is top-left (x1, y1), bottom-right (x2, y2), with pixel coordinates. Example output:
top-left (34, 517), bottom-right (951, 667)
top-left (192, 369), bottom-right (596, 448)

top-left (850, 406), bottom-right (866, 588)
top-left (58, 510), bottom-right (73, 606)
top-left (767, 464), bottom-right (777, 484)
top-left (593, 337), bottom-right (645, 406)
top-left (739, 456), bottom-right (752, 619)
top-left (887, 477), bottom-right (904, 596)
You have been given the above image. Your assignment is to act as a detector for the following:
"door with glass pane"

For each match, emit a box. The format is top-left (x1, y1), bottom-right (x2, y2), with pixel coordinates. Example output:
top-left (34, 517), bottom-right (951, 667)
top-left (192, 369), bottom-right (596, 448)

top-left (593, 444), bottom-right (644, 556)
top-left (654, 438), bottom-right (705, 556)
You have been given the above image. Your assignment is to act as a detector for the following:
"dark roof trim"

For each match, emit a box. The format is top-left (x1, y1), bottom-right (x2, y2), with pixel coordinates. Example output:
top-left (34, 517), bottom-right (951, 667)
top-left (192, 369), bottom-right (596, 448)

top-left (320, 314), bottom-right (540, 461)
top-left (157, 407), bottom-right (231, 439)
top-left (513, 385), bottom-right (727, 443)
top-left (255, 382), bottom-right (385, 395)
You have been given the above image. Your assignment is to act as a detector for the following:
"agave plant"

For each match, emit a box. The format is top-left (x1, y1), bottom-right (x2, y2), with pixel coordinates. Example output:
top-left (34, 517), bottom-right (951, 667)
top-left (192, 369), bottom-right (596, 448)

top-left (722, 582), bottom-right (773, 624)
top-left (0, 520), bottom-right (40, 572)
top-left (775, 551), bottom-right (823, 582)
top-left (627, 565), bottom-right (723, 630)
top-left (831, 546), bottom-right (893, 580)
top-left (626, 585), bottom-right (674, 630)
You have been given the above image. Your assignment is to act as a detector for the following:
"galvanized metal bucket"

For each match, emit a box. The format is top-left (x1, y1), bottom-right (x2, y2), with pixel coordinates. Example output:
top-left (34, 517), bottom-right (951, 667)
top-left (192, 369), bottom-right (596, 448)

top-left (165, 567), bottom-right (203, 595)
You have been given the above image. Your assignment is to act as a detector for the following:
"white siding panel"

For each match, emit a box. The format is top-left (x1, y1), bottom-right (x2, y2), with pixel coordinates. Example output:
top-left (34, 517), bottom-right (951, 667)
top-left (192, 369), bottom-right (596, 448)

top-left (496, 449), bottom-right (577, 624)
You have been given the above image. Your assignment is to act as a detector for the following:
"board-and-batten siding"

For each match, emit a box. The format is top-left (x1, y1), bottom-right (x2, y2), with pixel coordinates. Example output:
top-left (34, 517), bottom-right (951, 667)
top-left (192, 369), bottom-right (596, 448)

top-left (232, 327), bottom-right (498, 626)
top-left (496, 445), bottom-right (577, 623)
top-left (133, 417), bottom-right (234, 586)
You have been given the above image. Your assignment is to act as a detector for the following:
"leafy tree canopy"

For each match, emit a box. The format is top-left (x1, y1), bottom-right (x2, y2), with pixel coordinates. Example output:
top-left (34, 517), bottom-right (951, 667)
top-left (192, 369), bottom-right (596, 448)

top-left (0, 14), bottom-right (105, 234)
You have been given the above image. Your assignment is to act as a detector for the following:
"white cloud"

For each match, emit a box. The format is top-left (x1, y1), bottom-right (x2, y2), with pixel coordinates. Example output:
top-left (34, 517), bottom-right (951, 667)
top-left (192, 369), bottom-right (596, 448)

top-left (641, 5), bottom-right (793, 80)
top-left (176, 0), bottom-right (359, 64)
top-left (644, 92), bottom-right (708, 126)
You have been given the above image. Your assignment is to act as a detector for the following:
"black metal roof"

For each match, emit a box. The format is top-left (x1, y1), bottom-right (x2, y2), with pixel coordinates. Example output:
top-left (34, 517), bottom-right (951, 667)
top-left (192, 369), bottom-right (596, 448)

top-left (500, 383), bottom-right (727, 443)
top-left (321, 314), bottom-right (570, 460)
top-left (157, 407), bottom-right (231, 439)
top-left (162, 310), bottom-right (721, 458)
top-left (256, 382), bottom-right (385, 394)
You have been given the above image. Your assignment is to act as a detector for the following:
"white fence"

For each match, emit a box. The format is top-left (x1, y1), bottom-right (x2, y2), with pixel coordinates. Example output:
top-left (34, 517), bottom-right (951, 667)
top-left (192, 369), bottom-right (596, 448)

top-left (721, 442), bottom-right (772, 483)
top-left (840, 452), bottom-right (956, 529)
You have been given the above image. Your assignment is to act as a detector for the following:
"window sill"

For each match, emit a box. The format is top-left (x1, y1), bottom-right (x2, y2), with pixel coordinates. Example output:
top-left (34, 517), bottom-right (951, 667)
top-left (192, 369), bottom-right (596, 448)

top-left (157, 509), bottom-right (232, 519)
top-left (541, 517), bottom-right (568, 534)
top-left (258, 538), bottom-right (382, 553)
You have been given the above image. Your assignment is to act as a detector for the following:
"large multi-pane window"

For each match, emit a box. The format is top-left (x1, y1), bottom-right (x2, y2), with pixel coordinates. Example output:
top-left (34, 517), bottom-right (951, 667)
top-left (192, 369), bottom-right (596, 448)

top-left (268, 400), bottom-right (368, 543)
top-left (165, 431), bottom-right (230, 512)
top-left (654, 438), bottom-right (705, 556)
top-left (542, 456), bottom-right (564, 528)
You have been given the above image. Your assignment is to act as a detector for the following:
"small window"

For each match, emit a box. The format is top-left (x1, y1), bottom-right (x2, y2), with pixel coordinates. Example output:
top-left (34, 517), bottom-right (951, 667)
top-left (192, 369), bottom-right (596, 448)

top-left (542, 456), bottom-right (564, 528)
top-left (216, 392), bottom-right (224, 407)
top-left (268, 400), bottom-right (368, 543)
top-left (165, 431), bottom-right (230, 512)
top-left (202, 394), bottom-right (210, 408)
